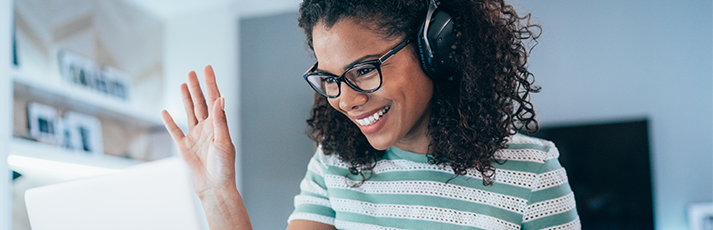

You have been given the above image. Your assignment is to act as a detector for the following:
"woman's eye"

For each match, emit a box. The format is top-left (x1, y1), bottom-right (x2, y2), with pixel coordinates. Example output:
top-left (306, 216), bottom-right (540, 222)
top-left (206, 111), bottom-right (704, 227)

top-left (322, 77), bottom-right (337, 84)
top-left (356, 67), bottom-right (375, 76)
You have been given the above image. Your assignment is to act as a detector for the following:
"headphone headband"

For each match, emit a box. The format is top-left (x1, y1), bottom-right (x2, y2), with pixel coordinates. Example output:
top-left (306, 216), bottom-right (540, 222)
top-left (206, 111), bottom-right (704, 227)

top-left (421, 0), bottom-right (440, 59)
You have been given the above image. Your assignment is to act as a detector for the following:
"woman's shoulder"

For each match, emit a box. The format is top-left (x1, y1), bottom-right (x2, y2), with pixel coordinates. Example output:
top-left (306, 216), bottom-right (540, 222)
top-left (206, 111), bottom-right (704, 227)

top-left (312, 146), bottom-right (349, 168)
top-left (496, 133), bottom-right (560, 164)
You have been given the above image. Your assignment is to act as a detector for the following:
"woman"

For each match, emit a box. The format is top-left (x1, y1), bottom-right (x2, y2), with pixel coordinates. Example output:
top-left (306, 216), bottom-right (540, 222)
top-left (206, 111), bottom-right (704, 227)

top-left (161, 0), bottom-right (580, 229)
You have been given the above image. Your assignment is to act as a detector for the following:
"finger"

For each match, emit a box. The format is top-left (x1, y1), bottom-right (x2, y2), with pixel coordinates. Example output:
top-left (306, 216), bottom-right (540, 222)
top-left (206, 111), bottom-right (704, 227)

top-left (212, 97), bottom-right (233, 150)
top-left (161, 110), bottom-right (185, 144)
top-left (162, 110), bottom-right (199, 166)
top-left (187, 71), bottom-right (209, 121)
top-left (203, 65), bottom-right (222, 113)
top-left (180, 83), bottom-right (198, 128)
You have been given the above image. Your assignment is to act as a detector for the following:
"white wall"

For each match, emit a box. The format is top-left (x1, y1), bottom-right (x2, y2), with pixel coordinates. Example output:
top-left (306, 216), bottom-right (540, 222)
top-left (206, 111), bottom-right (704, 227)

top-left (1, 0), bottom-right (13, 229)
top-left (509, 1), bottom-right (713, 229)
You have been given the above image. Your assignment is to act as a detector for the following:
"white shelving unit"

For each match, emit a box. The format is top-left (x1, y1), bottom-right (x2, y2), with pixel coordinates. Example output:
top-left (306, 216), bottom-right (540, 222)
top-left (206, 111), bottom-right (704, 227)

top-left (11, 68), bottom-right (163, 128)
top-left (4, 1), bottom-right (241, 229)
top-left (9, 138), bottom-right (139, 170)
top-left (7, 2), bottom-right (174, 229)
top-left (10, 67), bottom-right (170, 166)
top-left (1, 1), bottom-right (13, 229)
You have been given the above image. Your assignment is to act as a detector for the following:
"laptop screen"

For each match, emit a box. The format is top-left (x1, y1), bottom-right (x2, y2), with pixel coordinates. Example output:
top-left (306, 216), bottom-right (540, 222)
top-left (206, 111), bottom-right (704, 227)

top-left (24, 157), bottom-right (207, 230)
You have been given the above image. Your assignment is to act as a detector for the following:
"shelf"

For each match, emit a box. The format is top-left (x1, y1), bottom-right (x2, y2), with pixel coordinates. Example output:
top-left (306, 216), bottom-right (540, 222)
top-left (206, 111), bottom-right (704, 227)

top-left (11, 68), bottom-right (163, 129)
top-left (10, 67), bottom-right (175, 165)
top-left (9, 138), bottom-right (141, 170)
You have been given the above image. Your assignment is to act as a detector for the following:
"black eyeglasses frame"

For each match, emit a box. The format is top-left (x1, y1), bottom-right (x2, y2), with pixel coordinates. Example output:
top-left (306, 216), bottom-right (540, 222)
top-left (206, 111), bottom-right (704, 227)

top-left (303, 37), bottom-right (412, 98)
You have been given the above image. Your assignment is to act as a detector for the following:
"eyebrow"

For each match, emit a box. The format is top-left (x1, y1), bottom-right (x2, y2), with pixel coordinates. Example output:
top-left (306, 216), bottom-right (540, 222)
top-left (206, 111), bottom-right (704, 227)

top-left (315, 54), bottom-right (382, 75)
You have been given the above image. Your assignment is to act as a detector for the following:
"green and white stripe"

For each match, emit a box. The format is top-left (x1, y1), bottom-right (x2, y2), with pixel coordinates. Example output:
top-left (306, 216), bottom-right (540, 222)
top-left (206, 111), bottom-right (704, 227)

top-left (288, 134), bottom-right (580, 229)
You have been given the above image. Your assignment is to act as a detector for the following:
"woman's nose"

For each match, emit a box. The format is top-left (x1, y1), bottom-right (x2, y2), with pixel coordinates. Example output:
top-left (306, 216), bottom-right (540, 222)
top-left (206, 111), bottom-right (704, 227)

top-left (338, 84), bottom-right (368, 111)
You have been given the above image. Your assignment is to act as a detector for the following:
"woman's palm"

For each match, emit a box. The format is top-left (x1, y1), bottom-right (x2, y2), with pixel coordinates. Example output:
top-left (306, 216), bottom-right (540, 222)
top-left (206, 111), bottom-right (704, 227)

top-left (162, 65), bottom-right (236, 197)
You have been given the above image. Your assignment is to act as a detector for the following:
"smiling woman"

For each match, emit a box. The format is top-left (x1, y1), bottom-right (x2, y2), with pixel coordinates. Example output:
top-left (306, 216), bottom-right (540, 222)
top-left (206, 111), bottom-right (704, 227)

top-left (162, 0), bottom-right (580, 229)
top-left (310, 22), bottom-right (433, 152)
top-left (301, 0), bottom-right (543, 186)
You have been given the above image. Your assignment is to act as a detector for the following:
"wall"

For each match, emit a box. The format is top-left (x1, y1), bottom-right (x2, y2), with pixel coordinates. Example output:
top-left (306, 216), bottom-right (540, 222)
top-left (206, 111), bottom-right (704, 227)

top-left (509, 1), bottom-right (713, 229)
top-left (239, 12), bottom-right (316, 230)
top-left (1, 0), bottom-right (13, 229)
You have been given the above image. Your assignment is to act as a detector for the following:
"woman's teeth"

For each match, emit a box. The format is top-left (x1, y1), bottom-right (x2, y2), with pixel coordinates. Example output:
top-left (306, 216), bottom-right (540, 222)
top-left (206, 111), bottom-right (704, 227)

top-left (356, 106), bottom-right (390, 126)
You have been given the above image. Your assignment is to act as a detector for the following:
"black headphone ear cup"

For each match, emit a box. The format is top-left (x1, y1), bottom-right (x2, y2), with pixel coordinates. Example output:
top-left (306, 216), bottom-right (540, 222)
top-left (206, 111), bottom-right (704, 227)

top-left (418, 7), bottom-right (458, 81)
top-left (416, 20), bottom-right (437, 79)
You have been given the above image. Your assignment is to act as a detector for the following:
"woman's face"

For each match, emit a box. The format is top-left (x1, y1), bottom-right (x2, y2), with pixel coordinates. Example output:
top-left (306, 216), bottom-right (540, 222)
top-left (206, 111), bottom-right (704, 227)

top-left (312, 19), bottom-right (434, 152)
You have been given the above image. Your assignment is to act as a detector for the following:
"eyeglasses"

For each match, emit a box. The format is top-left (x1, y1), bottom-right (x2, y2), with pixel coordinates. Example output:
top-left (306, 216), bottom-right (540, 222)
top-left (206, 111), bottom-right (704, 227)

top-left (303, 38), bottom-right (411, 98)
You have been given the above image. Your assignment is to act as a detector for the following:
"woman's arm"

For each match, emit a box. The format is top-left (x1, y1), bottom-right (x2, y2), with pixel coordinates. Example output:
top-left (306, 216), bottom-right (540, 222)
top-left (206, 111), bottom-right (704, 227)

top-left (197, 184), bottom-right (252, 230)
top-left (163, 65), bottom-right (337, 230)
top-left (287, 220), bottom-right (337, 230)
top-left (161, 65), bottom-right (252, 230)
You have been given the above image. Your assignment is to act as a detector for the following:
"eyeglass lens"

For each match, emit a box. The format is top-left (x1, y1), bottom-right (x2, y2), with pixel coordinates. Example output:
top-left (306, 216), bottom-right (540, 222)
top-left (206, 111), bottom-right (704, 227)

top-left (307, 63), bottom-right (381, 97)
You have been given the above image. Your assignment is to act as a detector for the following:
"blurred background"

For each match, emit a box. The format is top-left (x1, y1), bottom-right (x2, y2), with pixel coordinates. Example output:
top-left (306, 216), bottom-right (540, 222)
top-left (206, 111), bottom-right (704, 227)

top-left (0, 0), bottom-right (710, 229)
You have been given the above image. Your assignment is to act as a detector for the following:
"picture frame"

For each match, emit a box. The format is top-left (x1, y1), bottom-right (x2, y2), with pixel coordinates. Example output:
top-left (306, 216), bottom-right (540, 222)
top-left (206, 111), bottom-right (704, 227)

top-left (62, 112), bottom-right (103, 155)
top-left (57, 50), bottom-right (97, 89)
top-left (57, 118), bottom-right (73, 150)
top-left (94, 70), bottom-right (109, 94)
top-left (27, 102), bottom-right (61, 145)
top-left (101, 66), bottom-right (132, 101)
top-left (57, 51), bottom-right (132, 101)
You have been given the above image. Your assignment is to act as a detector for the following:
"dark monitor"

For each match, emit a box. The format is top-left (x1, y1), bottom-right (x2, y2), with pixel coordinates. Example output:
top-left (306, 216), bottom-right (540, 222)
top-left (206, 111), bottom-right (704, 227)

top-left (531, 119), bottom-right (654, 229)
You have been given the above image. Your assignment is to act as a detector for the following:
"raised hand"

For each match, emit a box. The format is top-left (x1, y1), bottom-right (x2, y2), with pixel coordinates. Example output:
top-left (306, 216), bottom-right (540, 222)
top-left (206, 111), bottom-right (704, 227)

top-left (161, 65), bottom-right (235, 196)
top-left (161, 65), bottom-right (252, 230)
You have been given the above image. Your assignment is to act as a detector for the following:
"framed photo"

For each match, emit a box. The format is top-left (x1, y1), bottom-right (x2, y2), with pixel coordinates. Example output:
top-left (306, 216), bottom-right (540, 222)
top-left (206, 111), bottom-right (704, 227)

top-left (58, 50), bottom-right (97, 89)
top-left (101, 66), bottom-right (132, 101)
top-left (94, 70), bottom-right (109, 94)
top-left (57, 118), bottom-right (73, 150)
top-left (27, 102), bottom-right (61, 145)
top-left (688, 202), bottom-right (713, 230)
top-left (62, 112), bottom-right (103, 155)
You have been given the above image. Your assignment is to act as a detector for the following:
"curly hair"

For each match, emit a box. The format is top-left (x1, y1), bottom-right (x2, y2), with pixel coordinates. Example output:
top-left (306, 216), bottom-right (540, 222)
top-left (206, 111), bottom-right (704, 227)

top-left (299, 0), bottom-right (541, 186)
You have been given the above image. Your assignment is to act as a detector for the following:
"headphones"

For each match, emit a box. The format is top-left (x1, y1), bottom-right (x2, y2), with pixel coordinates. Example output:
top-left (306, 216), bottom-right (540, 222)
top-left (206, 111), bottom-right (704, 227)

top-left (416, 0), bottom-right (458, 81)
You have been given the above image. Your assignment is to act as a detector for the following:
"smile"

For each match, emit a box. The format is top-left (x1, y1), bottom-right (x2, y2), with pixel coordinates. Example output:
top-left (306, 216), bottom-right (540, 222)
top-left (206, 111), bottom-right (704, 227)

top-left (356, 106), bottom-right (390, 126)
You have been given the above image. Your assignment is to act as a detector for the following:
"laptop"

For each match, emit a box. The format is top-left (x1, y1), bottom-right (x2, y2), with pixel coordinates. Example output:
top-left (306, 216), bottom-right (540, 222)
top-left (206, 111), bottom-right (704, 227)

top-left (24, 157), bottom-right (208, 230)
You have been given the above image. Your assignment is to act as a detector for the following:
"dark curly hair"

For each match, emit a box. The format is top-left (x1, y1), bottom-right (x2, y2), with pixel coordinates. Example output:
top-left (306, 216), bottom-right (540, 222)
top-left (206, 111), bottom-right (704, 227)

top-left (299, 0), bottom-right (541, 186)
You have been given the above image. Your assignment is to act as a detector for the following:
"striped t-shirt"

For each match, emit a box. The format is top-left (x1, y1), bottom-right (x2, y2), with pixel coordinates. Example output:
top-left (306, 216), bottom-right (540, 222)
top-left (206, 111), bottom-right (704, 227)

top-left (288, 134), bottom-right (581, 229)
